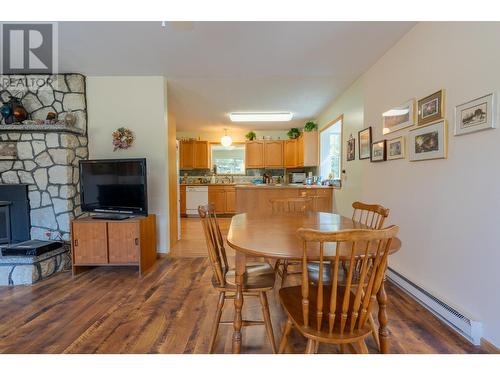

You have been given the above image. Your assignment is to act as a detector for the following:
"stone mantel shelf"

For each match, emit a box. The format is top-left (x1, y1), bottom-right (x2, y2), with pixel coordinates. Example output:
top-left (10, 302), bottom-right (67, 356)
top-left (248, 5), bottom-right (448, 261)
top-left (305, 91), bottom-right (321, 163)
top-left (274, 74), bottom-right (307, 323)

top-left (0, 124), bottom-right (85, 135)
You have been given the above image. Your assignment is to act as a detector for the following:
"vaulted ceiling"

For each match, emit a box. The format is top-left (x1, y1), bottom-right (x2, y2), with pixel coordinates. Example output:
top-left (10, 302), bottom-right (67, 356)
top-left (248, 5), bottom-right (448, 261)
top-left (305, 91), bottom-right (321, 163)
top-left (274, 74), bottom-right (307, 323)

top-left (57, 21), bottom-right (415, 131)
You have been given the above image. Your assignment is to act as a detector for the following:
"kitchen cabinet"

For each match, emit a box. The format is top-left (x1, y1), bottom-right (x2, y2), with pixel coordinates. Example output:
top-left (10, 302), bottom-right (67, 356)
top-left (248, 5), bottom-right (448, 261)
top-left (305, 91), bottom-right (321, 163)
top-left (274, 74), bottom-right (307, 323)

top-left (180, 185), bottom-right (186, 217)
top-left (301, 132), bottom-right (318, 167)
top-left (179, 140), bottom-right (210, 169)
top-left (245, 141), bottom-right (265, 168)
top-left (208, 185), bottom-right (236, 214)
top-left (244, 136), bottom-right (316, 169)
top-left (264, 140), bottom-right (284, 167)
top-left (225, 188), bottom-right (236, 213)
top-left (194, 140), bottom-right (210, 169)
top-left (284, 139), bottom-right (297, 168)
top-left (208, 185), bottom-right (227, 214)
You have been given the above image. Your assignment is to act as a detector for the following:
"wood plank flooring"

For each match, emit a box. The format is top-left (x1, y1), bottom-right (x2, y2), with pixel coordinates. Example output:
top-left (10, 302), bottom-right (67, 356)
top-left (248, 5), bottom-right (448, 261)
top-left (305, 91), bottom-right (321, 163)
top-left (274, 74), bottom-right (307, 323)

top-left (0, 257), bottom-right (486, 353)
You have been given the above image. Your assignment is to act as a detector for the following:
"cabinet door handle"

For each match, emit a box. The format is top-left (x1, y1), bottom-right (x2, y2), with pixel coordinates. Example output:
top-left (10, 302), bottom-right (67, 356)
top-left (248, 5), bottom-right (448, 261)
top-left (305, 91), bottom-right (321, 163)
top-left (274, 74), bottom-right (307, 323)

top-left (134, 238), bottom-right (139, 246)
top-left (74, 239), bottom-right (78, 247)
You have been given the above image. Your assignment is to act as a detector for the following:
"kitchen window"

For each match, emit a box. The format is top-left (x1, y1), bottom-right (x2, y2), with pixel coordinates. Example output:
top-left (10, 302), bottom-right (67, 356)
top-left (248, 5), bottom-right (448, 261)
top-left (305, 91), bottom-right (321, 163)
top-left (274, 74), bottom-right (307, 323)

top-left (211, 143), bottom-right (245, 175)
top-left (320, 115), bottom-right (342, 182)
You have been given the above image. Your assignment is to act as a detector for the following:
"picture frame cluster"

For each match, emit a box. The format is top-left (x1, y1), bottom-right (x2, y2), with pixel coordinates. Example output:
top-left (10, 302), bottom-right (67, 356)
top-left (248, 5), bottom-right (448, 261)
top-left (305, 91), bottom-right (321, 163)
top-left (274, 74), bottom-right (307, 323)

top-left (349, 89), bottom-right (497, 164)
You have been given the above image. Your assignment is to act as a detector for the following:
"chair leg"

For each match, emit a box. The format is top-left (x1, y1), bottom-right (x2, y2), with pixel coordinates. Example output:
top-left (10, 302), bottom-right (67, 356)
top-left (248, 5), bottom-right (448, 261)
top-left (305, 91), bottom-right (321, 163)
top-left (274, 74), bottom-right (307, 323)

top-left (259, 292), bottom-right (277, 354)
top-left (305, 339), bottom-right (315, 354)
top-left (281, 260), bottom-right (289, 288)
top-left (358, 339), bottom-right (369, 354)
top-left (208, 291), bottom-right (225, 354)
top-left (278, 318), bottom-right (293, 354)
top-left (368, 313), bottom-right (380, 350)
top-left (314, 340), bottom-right (320, 354)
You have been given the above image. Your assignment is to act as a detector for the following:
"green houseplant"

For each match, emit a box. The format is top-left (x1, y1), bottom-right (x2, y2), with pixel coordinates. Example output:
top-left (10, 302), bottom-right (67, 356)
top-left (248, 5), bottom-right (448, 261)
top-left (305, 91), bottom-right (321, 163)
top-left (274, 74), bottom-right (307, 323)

top-left (287, 128), bottom-right (301, 139)
top-left (245, 131), bottom-right (257, 141)
top-left (304, 121), bottom-right (318, 132)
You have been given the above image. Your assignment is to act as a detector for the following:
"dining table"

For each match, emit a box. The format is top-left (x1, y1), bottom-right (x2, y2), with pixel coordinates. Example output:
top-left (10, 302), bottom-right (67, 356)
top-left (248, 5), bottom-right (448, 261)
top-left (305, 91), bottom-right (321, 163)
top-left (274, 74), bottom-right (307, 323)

top-left (226, 211), bottom-right (402, 354)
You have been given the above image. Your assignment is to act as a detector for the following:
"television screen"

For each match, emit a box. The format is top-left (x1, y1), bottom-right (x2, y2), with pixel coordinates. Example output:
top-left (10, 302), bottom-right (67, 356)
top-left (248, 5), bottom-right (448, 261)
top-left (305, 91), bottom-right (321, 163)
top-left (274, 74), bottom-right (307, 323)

top-left (80, 159), bottom-right (147, 215)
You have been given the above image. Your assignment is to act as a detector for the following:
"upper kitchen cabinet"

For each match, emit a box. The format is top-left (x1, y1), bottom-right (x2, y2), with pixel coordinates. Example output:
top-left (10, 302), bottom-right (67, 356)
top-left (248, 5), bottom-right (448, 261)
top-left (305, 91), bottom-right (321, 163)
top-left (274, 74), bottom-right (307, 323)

top-left (301, 131), bottom-right (318, 167)
top-left (264, 140), bottom-right (284, 168)
top-left (179, 140), bottom-right (210, 169)
top-left (193, 140), bottom-right (210, 169)
top-left (284, 139), bottom-right (297, 168)
top-left (245, 140), bottom-right (265, 168)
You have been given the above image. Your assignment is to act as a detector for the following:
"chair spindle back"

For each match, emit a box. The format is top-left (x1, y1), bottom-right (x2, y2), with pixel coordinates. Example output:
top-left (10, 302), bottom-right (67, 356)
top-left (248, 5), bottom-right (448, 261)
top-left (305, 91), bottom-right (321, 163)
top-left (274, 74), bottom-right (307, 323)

top-left (297, 226), bottom-right (399, 335)
top-left (270, 197), bottom-right (313, 214)
top-left (352, 202), bottom-right (390, 229)
top-left (198, 204), bottom-right (229, 287)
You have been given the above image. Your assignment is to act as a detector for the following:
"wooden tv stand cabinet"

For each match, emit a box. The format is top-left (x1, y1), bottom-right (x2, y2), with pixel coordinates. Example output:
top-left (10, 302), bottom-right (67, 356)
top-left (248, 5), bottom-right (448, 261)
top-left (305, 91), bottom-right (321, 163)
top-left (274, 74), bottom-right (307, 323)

top-left (71, 214), bottom-right (157, 276)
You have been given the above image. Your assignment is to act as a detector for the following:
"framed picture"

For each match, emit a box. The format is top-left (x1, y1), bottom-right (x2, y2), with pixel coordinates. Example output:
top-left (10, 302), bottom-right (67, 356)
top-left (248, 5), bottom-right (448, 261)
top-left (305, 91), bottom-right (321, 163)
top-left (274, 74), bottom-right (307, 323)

top-left (454, 92), bottom-right (497, 135)
top-left (346, 136), bottom-right (355, 161)
top-left (370, 140), bottom-right (386, 162)
top-left (418, 90), bottom-right (445, 126)
top-left (0, 141), bottom-right (17, 160)
top-left (358, 126), bottom-right (372, 160)
top-left (387, 136), bottom-right (405, 160)
top-left (382, 99), bottom-right (415, 134)
top-left (409, 120), bottom-right (447, 161)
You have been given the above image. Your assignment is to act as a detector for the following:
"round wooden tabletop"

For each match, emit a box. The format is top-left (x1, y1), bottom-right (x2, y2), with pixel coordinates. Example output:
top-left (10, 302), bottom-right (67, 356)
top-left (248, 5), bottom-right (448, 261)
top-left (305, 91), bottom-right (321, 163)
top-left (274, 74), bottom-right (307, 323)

top-left (226, 212), bottom-right (401, 260)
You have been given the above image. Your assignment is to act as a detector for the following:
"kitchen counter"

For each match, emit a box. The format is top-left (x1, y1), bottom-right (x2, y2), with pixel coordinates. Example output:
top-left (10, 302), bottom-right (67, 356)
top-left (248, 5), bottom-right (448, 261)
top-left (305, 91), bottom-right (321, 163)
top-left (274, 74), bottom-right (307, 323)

top-left (235, 184), bottom-right (333, 189)
top-left (236, 184), bottom-right (334, 214)
top-left (180, 183), bottom-right (237, 186)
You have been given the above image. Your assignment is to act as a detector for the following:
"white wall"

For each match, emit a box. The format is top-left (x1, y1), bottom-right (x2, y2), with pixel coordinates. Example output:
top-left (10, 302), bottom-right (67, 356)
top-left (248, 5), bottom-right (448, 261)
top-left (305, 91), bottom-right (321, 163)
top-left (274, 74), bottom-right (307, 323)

top-left (86, 76), bottom-right (169, 252)
top-left (318, 22), bottom-right (500, 346)
top-left (316, 78), bottom-right (365, 216)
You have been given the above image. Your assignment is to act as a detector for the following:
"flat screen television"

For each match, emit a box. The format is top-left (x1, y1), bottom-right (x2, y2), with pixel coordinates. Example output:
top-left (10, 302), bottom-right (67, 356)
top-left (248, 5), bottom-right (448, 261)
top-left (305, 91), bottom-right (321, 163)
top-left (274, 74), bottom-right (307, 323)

top-left (79, 158), bottom-right (148, 216)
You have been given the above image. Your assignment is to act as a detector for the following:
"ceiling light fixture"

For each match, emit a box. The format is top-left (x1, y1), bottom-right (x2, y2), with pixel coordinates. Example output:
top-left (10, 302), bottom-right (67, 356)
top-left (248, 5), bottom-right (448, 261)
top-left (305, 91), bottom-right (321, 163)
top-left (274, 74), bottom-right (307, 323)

top-left (221, 128), bottom-right (233, 147)
top-left (229, 112), bottom-right (293, 122)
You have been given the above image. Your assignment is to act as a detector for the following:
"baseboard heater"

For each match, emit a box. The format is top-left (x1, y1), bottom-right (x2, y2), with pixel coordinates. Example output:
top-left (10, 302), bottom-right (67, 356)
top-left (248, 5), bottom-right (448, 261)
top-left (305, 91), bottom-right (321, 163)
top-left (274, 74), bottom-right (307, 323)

top-left (386, 267), bottom-right (482, 345)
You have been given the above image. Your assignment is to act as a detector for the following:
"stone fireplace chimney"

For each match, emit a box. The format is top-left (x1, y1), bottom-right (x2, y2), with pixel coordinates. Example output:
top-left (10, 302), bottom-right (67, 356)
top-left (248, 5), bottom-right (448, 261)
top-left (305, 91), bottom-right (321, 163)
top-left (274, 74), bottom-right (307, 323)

top-left (0, 74), bottom-right (88, 241)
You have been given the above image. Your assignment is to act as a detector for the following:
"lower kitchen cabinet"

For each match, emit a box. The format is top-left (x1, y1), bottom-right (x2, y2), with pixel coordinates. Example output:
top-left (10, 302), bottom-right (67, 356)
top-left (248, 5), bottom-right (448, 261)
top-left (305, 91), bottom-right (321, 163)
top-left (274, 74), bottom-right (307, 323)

top-left (208, 185), bottom-right (236, 214)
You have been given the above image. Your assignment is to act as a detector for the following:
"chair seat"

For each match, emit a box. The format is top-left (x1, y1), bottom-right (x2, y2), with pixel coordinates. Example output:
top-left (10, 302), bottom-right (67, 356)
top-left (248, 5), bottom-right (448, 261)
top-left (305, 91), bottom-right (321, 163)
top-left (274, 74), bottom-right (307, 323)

top-left (307, 261), bottom-right (370, 286)
top-left (213, 262), bottom-right (276, 292)
top-left (279, 285), bottom-right (372, 344)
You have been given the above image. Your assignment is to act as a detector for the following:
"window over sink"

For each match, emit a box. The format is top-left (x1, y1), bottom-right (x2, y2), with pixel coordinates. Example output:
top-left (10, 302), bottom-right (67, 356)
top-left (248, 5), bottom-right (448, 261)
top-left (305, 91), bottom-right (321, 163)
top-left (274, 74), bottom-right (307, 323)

top-left (211, 143), bottom-right (245, 175)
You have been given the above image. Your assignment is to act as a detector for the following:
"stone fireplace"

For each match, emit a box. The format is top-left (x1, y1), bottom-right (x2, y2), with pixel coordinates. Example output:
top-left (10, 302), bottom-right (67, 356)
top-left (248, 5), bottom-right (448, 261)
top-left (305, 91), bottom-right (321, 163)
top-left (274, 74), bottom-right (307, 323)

top-left (0, 74), bottom-right (88, 242)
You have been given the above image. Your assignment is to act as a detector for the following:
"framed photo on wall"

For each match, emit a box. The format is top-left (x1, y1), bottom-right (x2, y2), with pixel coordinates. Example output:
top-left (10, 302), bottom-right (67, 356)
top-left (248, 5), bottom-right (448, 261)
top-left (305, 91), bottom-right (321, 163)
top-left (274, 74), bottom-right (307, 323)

top-left (370, 140), bottom-right (386, 162)
top-left (454, 92), bottom-right (497, 135)
top-left (346, 136), bottom-right (355, 161)
top-left (382, 99), bottom-right (415, 134)
top-left (409, 120), bottom-right (447, 161)
top-left (387, 136), bottom-right (405, 160)
top-left (418, 90), bottom-right (445, 126)
top-left (358, 126), bottom-right (372, 160)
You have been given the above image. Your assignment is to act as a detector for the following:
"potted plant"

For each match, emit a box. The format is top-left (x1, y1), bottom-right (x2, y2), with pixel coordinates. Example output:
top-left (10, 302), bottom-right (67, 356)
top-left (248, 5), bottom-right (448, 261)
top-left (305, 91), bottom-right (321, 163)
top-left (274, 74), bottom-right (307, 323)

top-left (245, 131), bottom-right (257, 141)
top-left (287, 128), bottom-right (301, 139)
top-left (304, 121), bottom-right (318, 132)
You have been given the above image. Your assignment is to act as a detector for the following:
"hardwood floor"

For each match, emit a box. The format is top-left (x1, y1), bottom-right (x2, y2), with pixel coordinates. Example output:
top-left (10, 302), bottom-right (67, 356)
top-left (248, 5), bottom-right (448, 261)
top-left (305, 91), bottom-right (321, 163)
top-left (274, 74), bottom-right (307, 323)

top-left (170, 217), bottom-right (233, 257)
top-left (0, 254), bottom-right (487, 354)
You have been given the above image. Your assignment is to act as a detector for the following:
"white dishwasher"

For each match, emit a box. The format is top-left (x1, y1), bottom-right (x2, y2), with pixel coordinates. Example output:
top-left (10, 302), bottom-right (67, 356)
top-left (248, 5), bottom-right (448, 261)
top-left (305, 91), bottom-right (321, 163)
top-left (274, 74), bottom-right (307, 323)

top-left (186, 186), bottom-right (209, 216)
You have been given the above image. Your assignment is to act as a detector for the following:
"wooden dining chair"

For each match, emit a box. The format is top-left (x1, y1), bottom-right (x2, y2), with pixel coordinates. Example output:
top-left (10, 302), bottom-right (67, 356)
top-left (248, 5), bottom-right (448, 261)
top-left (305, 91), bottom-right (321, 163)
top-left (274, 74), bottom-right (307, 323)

top-left (270, 196), bottom-right (313, 215)
top-left (270, 196), bottom-right (313, 288)
top-left (351, 201), bottom-right (390, 348)
top-left (352, 201), bottom-right (390, 229)
top-left (278, 225), bottom-right (399, 354)
top-left (198, 204), bottom-right (277, 354)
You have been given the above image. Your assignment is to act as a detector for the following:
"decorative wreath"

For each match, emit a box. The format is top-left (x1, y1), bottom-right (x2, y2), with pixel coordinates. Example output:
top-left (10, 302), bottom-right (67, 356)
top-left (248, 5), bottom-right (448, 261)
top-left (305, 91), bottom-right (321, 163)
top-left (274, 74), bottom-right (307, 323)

top-left (112, 127), bottom-right (134, 151)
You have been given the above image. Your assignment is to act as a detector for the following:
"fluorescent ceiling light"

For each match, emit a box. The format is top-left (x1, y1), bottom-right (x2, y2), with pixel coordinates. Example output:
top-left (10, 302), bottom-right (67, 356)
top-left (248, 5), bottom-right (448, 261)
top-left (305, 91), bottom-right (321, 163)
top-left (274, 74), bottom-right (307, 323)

top-left (229, 112), bottom-right (293, 122)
